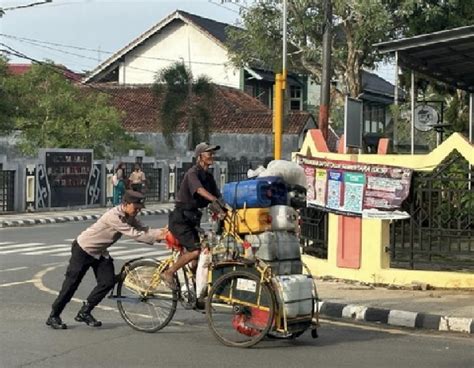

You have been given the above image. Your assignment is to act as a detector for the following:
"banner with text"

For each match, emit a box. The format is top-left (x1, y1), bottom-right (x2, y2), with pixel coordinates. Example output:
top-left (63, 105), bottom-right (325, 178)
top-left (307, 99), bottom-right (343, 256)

top-left (297, 155), bottom-right (413, 219)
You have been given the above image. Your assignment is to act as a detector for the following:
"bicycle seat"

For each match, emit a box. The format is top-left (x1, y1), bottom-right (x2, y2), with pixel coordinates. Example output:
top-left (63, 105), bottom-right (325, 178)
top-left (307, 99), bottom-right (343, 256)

top-left (165, 231), bottom-right (184, 252)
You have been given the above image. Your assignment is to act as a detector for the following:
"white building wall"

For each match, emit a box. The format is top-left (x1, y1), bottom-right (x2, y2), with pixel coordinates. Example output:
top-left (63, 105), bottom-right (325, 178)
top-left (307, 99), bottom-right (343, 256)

top-left (119, 20), bottom-right (241, 88)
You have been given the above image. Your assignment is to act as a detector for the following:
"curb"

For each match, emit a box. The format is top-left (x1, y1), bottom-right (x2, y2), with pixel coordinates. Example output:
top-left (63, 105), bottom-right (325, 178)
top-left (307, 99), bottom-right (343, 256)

top-left (318, 301), bottom-right (474, 334)
top-left (0, 208), bottom-right (173, 228)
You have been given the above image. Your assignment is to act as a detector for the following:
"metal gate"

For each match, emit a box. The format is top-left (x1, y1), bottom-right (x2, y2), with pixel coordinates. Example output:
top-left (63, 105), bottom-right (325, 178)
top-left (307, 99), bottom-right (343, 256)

top-left (389, 151), bottom-right (474, 271)
top-left (226, 157), bottom-right (266, 182)
top-left (143, 164), bottom-right (161, 203)
top-left (0, 170), bottom-right (15, 212)
top-left (124, 163), bottom-right (162, 203)
top-left (300, 207), bottom-right (329, 259)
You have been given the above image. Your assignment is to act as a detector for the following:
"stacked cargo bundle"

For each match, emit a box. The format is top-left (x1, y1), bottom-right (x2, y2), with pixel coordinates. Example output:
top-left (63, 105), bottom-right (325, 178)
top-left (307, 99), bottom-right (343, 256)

top-left (222, 161), bottom-right (314, 319)
top-left (222, 175), bottom-right (304, 274)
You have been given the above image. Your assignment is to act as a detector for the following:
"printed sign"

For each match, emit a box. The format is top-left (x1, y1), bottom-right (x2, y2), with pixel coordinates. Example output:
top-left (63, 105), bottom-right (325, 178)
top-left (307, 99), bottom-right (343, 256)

top-left (314, 169), bottom-right (328, 206)
top-left (343, 172), bottom-right (365, 213)
top-left (304, 165), bottom-right (315, 201)
top-left (297, 155), bottom-right (412, 218)
top-left (327, 171), bottom-right (343, 210)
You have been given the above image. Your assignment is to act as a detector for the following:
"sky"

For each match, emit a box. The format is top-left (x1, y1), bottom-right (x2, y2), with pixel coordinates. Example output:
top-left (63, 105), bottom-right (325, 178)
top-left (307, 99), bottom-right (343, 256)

top-left (0, 0), bottom-right (242, 72)
top-left (0, 0), bottom-right (395, 82)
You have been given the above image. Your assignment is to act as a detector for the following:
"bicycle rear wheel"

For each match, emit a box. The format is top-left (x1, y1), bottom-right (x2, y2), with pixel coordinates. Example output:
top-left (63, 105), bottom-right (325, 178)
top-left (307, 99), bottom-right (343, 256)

top-left (117, 259), bottom-right (177, 333)
top-left (206, 270), bottom-right (275, 348)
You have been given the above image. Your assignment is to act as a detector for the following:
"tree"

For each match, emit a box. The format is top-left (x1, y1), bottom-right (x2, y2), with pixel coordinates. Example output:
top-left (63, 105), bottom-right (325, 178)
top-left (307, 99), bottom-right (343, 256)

top-left (396, 0), bottom-right (474, 138)
top-left (0, 57), bottom-right (17, 133)
top-left (3, 61), bottom-right (143, 159)
top-left (399, 0), bottom-right (474, 36)
top-left (227, 0), bottom-right (397, 99)
top-left (227, 0), bottom-right (473, 100)
top-left (152, 62), bottom-right (214, 150)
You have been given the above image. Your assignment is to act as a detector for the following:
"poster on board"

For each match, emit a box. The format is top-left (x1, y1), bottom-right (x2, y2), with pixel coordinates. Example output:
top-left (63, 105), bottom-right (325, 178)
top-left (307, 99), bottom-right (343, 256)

top-left (296, 155), bottom-right (413, 219)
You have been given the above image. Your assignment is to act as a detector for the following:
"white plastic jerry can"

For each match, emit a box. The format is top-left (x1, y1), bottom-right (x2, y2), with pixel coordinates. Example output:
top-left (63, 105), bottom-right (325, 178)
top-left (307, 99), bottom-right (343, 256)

top-left (274, 231), bottom-right (301, 260)
top-left (275, 275), bottom-right (299, 318)
top-left (246, 232), bottom-right (278, 261)
top-left (270, 205), bottom-right (299, 231)
top-left (297, 275), bottom-right (314, 316)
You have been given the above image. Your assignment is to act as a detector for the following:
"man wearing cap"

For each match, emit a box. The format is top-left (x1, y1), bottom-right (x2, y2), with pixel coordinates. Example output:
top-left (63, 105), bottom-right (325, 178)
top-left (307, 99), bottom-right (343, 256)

top-left (162, 142), bottom-right (226, 290)
top-left (46, 190), bottom-right (167, 330)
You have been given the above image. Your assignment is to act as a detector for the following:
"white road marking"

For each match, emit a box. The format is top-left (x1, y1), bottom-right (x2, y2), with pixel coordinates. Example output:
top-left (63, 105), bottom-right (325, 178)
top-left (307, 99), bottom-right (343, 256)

top-left (118, 239), bottom-right (139, 244)
top-left (116, 250), bottom-right (171, 260)
top-left (0, 242), bottom-right (44, 251)
top-left (32, 264), bottom-right (184, 326)
top-left (0, 266), bottom-right (29, 273)
top-left (23, 246), bottom-right (71, 255)
top-left (0, 244), bottom-right (68, 255)
top-left (0, 242), bottom-right (14, 246)
top-left (0, 279), bottom-right (36, 287)
top-left (109, 247), bottom-right (156, 256)
top-left (53, 252), bottom-right (74, 256)
top-left (25, 245), bottom-right (127, 255)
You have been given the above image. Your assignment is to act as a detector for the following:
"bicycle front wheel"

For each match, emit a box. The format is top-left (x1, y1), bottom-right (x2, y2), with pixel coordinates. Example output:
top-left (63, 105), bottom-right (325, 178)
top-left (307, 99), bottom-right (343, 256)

top-left (206, 270), bottom-right (275, 348)
top-left (117, 259), bottom-right (177, 333)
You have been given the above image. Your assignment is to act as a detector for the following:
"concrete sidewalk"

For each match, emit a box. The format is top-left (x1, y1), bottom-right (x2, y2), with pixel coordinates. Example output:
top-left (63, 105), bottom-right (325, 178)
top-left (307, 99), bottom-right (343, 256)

top-left (315, 278), bottom-right (473, 335)
top-left (0, 203), bottom-right (174, 228)
top-left (1, 205), bottom-right (472, 336)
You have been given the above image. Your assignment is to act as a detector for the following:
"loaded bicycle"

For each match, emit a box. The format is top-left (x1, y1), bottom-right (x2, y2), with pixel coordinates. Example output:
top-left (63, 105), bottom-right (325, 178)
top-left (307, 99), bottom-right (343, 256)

top-left (109, 208), bottom-right (319, 348)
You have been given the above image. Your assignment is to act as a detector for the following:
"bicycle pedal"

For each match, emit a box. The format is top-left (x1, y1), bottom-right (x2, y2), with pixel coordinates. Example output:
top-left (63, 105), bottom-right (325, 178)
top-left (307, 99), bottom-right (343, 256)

top-left (182, 302), bottom-right (195, 310)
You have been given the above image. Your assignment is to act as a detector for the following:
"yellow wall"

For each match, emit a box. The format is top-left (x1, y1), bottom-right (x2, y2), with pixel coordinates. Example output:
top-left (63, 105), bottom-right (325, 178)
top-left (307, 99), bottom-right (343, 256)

top-left (297, 132), bottom-right (474, 288)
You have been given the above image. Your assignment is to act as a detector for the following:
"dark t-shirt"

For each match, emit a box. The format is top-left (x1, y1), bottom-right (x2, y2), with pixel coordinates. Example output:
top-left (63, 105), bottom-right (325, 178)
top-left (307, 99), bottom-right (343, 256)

top-left (176, 165), bottom-right (219, 209)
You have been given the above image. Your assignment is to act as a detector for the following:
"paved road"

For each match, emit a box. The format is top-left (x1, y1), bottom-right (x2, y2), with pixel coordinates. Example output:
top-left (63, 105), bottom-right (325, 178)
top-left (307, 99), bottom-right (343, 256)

top-left (1, 216), bottom-right (473, 368)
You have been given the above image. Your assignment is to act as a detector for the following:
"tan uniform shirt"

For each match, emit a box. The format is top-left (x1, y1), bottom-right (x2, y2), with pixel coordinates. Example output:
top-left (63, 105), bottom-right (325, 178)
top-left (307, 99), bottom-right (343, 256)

top-left (77, 205), bottom-right (159, 259)
top-left (129, 170), bottom-right (145, 184)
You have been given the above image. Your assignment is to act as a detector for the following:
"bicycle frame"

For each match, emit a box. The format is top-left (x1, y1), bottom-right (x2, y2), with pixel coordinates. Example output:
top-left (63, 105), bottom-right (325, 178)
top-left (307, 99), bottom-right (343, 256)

top-left (114, 208), bottom-right (319, 343)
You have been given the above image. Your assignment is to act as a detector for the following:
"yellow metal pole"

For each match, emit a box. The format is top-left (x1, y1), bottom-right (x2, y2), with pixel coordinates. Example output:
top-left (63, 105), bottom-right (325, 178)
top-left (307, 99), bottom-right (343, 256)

top-left (273, 71), bottom-right (287, 160)
top-left (274, 74), bottom-right (282, 159)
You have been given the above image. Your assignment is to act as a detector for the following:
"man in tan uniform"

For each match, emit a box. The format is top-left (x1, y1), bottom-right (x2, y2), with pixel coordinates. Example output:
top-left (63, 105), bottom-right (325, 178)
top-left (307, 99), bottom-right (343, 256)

top-left (46, 190), bottom-right (166, 330)
top-left (128, 163), bottom-right (146, 192)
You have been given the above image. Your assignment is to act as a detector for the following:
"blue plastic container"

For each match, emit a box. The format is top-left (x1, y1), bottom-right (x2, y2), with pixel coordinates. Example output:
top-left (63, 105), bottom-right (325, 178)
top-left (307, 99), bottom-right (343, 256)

top-left (255, 176), bottom-right (288, 206)
top-left (223, 180), bottom-right (272, 209)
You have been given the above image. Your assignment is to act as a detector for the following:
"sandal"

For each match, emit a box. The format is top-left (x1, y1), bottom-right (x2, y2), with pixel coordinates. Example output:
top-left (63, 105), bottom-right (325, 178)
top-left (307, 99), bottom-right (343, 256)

top-left (160, 272), bottom-right (177, 290)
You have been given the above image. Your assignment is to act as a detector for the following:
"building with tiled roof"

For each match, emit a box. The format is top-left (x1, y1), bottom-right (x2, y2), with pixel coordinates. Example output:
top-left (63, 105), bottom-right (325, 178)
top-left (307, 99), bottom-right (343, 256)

top-left (7, 63), bottom-right (82, 81)
top-left (85, 83), bottom-right (317, 158)
top-left (83, 9), bottom-right (402, 150)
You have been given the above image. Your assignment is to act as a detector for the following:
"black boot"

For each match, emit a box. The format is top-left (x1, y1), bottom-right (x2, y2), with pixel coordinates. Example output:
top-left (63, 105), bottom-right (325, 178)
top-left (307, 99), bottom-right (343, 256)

top-left (74, 302), bottom-right (102, 327)
top-left (46, 313), bottom-right (67, 330)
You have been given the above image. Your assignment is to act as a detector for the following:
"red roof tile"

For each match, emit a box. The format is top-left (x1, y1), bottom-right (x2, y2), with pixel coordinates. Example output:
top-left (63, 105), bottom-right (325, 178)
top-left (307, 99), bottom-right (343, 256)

top-left (82, 84), bottom-right (313, 135)
top-left (7, 64), bottom-right (31, 76)
top-left (7, 63), bottom-right (82, 82)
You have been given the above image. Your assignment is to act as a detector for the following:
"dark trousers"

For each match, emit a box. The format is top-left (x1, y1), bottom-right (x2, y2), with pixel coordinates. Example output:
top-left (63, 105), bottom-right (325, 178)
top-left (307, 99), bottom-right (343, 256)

top-left (51, 241), bottom-right (115, 316)
top-left (168, 207), bottom-right (202, 252)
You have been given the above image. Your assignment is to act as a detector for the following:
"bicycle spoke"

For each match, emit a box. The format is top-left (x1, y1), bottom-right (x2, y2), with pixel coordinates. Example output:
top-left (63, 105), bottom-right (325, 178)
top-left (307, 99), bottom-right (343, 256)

top-left (207, 271), bottom-right (275, 348)
top-left (117, 260), bottom-right (177, 333)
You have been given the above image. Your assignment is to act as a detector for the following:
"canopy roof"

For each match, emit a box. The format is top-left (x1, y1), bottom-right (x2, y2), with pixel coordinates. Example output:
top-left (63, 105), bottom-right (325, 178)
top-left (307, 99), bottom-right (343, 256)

top-left (375, 26), bottom-right (474, 92)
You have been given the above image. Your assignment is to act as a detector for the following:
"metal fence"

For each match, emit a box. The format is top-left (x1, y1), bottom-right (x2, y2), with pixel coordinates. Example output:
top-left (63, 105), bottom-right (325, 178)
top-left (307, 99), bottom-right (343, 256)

top-left (300, 207), bottom-right (329, 259)
top-left (143, 164), bottom-right (162, 202)
top-left (123, 163), bottom-right (162, 203)
top-left (226, 157), bottom-right (268, 182)
top-left (0, 170), bottom-right (15, 212)
top-left (389, 151), bottom-right (474, 271)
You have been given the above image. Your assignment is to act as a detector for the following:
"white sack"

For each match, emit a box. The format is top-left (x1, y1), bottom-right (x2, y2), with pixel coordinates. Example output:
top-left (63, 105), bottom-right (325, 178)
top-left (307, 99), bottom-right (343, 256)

top-left (195, 249), bottom-right (212, 299)
top-left (258, 160), bottom-right (306, 187)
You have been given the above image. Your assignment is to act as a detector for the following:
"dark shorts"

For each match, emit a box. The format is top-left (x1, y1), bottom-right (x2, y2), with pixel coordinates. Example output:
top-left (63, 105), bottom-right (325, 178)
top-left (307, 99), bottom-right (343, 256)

top-left (168, 208), bottom-right (202, 252)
